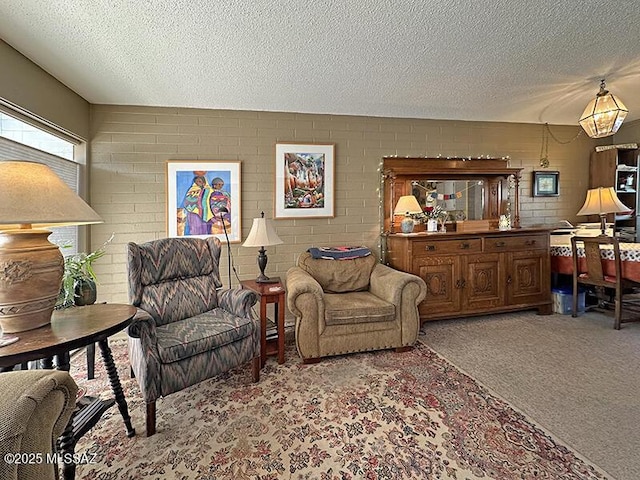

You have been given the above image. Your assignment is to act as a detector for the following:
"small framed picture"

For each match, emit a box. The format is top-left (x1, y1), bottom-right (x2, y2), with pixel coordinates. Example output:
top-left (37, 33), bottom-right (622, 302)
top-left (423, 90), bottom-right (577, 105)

top-left (274, 142), bottom-right (335, 219)
top-left (532, 171), bottom-right (559, 197)
top-left (166, 160), bottom-right (242, 242)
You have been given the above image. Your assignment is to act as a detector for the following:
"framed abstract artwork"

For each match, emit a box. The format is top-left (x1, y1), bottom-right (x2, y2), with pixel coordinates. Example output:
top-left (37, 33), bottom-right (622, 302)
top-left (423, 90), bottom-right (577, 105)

top-left (166, 160), bottom-right (242, 242)
top-left (532, 170), bottom-right (559, 197)
top-left (274, 142), bottom-right (335, 218)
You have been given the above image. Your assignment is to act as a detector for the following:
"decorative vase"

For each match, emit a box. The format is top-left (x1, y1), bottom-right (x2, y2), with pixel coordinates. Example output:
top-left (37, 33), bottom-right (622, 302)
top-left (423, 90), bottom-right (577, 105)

top-left (74, 278), bottom-right (97, 306)
top-left (400, 217), bottom-right (415, 234)
top-left (498, 215), bottom-right (511, 231)
top-left (427, 219), bottom-right (438, 232)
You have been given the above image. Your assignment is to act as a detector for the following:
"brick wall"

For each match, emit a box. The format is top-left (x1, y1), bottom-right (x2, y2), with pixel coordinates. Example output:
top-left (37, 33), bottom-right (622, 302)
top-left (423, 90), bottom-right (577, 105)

top-left (89, 105), bottom-right (595, 303)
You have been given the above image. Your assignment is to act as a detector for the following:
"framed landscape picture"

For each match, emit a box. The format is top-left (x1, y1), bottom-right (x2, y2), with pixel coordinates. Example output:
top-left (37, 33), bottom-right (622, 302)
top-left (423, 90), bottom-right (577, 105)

top-left (274, 142), bottom-right (335, 218)
top-left (166, 160), bottom-right (242, 242)
top-left (532, 170), bottom-right (559, 197)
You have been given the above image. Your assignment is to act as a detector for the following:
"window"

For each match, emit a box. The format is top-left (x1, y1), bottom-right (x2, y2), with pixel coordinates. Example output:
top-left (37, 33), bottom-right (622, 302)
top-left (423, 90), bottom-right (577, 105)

top-left (0, 111), bottom-right (82, 254)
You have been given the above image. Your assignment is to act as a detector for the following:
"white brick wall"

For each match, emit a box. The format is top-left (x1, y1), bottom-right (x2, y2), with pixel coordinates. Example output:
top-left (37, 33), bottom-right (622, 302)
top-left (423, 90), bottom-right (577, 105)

top-left (89, 105), bottom-right (595, 304)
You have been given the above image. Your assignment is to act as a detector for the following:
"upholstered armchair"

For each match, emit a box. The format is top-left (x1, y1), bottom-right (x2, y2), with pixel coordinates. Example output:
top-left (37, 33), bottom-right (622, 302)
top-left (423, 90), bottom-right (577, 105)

top-left (0, 370), bottom-right (78, 480)
top-left (286, 251), bottom-right (427, 362)
top-left (127, 237), bottom-right (260, 436)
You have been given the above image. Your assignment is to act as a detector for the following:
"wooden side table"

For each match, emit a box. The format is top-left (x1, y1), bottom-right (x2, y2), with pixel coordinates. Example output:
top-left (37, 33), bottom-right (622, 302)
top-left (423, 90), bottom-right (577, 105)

top-left (240, 278), bottom-right (286, 368)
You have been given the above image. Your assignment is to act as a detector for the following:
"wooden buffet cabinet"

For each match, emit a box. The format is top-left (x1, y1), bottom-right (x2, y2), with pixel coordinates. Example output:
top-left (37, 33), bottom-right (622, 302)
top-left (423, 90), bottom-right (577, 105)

top-left (381, 157), bottom-right (552, 322)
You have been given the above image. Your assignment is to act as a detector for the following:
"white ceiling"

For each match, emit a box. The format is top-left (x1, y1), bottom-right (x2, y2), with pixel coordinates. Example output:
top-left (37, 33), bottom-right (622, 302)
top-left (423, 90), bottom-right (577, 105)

top-left (1, 0), bottom-right (640, 126)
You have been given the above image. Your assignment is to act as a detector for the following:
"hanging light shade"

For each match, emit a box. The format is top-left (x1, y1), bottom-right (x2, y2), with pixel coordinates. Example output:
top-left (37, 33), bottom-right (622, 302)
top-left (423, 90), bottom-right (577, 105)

top-left (579, 79), bottom-right (628, 138)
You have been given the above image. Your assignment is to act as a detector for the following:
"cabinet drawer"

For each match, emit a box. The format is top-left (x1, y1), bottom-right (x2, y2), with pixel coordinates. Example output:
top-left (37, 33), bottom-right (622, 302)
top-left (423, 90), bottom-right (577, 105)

top-left (484, 234), bottom-right (548, 252)
top-left (413, 238), bottom-right (482, 256)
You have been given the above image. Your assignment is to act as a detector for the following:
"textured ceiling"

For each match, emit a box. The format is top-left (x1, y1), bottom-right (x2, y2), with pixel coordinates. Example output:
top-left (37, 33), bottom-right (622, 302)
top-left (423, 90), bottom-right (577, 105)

top-left (1, 0), bottom-right (640, 126)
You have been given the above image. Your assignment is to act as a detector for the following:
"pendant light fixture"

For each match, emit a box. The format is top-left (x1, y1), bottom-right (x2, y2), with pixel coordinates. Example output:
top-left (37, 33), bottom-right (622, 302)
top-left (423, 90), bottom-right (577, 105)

top-left (579, 79), bottom-right (628, 138)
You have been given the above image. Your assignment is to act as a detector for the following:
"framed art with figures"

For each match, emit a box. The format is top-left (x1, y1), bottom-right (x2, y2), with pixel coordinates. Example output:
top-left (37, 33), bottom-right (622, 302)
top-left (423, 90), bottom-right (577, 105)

top-left (166, 161), bottom-right (242, 242)
top-left (275, 142), bottom-right (335, 219)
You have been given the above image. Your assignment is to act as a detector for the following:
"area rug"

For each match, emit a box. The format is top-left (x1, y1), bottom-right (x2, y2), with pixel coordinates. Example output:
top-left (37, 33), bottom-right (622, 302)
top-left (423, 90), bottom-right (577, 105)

top-left (71, 340), bottom-right (611, 480)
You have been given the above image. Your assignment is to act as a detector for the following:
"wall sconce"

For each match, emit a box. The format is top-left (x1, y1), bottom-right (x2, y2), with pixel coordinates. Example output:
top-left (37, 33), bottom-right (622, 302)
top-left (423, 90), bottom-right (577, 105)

top-left (579, 79), bottom-right (628, 138)
top-left (0, 161), bottom-right (103, 333)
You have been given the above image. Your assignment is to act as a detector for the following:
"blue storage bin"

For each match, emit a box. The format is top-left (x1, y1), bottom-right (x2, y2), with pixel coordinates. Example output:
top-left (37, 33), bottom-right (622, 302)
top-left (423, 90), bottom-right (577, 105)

top-left (551, 286), bottom-right (585, 314)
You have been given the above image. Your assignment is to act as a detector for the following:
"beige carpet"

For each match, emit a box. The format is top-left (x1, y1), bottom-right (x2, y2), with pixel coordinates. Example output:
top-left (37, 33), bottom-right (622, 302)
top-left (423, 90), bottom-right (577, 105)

top-left (419, 310), bottom-right (640, 480)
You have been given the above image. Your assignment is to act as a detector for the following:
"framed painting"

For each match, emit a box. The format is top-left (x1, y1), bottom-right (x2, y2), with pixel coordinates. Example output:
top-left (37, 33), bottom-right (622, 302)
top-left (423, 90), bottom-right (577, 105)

top-left (275, 142), bottom-right (335, 219)
top-left (166, 161), bottom-right (242, 242)
top-left (532, 170), bottom-right (559, 197)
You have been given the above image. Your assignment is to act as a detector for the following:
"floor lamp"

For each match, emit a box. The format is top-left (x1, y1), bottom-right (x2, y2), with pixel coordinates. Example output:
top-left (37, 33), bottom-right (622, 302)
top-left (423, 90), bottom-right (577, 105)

top-left (242, 212), bottom-right (283, 283)
top-left (0, 161), bottom-right (103, 334)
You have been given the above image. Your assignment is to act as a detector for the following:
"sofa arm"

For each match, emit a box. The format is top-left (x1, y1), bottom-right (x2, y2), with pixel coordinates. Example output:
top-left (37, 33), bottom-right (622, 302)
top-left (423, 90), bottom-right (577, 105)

top-left (0, 370), bottom-right (77, 480)
top-left (126, 308), bottom-right (163, 404)
top-left (370, 263), bottom-right (426, 305)
top-left (285, 266), bottom-right (324, 318)
top-left (219, 287), bottom-right (258, 319)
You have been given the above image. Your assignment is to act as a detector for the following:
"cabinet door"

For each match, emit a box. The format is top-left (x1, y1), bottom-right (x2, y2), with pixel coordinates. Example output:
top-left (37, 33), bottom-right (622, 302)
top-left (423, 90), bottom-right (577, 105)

top-left (506, 250), bottom-right (549, 306)
top-left (413, 255), bottom-right (461, 317)
top-left (463, 253), bottom-right (504, 311)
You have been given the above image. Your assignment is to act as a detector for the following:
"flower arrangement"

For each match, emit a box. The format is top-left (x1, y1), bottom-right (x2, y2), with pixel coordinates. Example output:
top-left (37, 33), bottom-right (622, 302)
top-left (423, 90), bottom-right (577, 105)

top-left (424, 204), bottom-right (448, 220)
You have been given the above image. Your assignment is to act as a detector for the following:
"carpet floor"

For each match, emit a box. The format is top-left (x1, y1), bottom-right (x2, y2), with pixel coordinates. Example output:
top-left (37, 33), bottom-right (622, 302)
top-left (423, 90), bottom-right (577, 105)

top-left (71, 337), bottom-right (612, 480)
top-left (420, 310), bottom-right (640, 480)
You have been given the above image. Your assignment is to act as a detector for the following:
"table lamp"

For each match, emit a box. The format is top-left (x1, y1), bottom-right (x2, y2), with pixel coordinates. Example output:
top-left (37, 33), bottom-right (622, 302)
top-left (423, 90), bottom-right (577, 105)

top-left (242, 212), bottom-right (283, 283)
top-left (393, 195), bottom-right (423, 233)
top-left (577, 186), bottom-right (631, 236)
top-left (0, 161), bottom-right (103, 333)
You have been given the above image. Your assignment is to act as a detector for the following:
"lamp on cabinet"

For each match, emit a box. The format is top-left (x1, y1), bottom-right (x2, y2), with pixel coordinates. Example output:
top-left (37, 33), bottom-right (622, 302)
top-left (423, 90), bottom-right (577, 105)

top-left (577, 186), bottom-right (631, 236)
top-left (393, 195), bottom-right (423, 234)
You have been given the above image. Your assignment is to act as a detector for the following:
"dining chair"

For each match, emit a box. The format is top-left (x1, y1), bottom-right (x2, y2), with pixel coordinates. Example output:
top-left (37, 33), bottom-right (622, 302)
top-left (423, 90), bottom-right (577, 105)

top-left (571, 235), bottom-right (640, 329)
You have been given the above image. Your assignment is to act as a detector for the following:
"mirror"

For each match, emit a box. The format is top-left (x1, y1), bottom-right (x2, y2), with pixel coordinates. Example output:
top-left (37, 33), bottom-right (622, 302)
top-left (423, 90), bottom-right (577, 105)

top-left (381, 157), bottom-right (522, 233)
top-left (411, 180), bottom-right (485, 221)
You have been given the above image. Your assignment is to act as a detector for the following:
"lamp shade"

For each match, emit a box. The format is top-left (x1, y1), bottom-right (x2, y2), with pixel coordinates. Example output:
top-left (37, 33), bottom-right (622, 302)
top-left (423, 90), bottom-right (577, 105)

top-left (242, 215), bottom-right (283, 248)
top-left (579, 80), bottom-right (628, 139)
top-left (0, 161), bottom-right (103, 228)
top-left (577, 187), bottom-right (631, 216)
top-left (393, 195), bottom-right (422, 215)
top-left (242, 212), bottom-right (282, 283)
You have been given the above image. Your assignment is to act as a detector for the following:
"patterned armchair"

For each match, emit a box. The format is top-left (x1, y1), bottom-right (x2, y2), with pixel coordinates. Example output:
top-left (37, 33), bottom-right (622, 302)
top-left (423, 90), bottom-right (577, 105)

top-left (127, 237), bottom-right (260, 436)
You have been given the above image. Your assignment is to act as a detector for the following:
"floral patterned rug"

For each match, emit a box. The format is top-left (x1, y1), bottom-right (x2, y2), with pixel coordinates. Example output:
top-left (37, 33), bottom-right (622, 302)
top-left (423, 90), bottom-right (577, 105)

top-left (71, 340), bottom-right (611, 480)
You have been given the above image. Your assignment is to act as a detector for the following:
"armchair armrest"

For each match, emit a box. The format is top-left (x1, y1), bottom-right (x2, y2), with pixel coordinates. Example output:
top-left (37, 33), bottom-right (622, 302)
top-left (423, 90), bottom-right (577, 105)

top-left (370, 264), bottom-right (427, 306)
top-left (285, 266), bottom-right (324, 318)
top-left (219, 287), bottom-right (258, 318)
top-left (127, 308), bottom-right (157, 342)
top-left (0, 370), bottom-right (77, 480)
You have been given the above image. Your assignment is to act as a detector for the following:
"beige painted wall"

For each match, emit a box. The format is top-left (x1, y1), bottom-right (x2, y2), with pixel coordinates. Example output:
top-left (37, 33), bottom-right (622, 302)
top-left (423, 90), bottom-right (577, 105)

top-left (89, 105), bottom-right (596, 304)
top-left (0, 40), bottom-right (90, 139)
top-left (614, 119), bottom-right (640, 145)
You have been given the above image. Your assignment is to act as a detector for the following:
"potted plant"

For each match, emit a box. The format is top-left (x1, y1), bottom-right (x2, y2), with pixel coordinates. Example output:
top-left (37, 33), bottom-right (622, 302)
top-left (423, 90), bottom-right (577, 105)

top-left (57, 234), bottom-right (113, 308)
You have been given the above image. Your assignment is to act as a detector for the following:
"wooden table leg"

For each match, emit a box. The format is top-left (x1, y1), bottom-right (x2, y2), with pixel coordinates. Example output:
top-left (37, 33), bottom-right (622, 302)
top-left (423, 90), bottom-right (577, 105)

top-left (97, 339), bottom-right (136, 437)
top-left (260, 297), bottom-right (267, 368)
top-left (276, 294), bottom-right (285, 364)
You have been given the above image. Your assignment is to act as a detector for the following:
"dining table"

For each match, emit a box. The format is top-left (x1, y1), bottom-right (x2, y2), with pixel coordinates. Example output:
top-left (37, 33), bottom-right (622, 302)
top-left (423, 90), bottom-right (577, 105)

top-left (550, 234), bottom-right (640, 282)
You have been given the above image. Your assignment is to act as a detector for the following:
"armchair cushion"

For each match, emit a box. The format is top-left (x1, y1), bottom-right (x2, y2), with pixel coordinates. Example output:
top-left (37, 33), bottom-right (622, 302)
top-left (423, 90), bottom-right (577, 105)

top-left (156, 308), bottom-right (257, 363)
top-left (297, 251), bottom-right (376, 293)
top-left (324, 292), bottom-right (395, 326)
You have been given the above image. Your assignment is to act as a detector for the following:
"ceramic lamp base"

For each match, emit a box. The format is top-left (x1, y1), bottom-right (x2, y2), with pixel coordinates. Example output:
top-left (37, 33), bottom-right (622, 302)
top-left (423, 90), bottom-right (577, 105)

top-left (0, 229), bottom-right (63, 333)
top-left (400, 217), bottom-right (414, 234)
